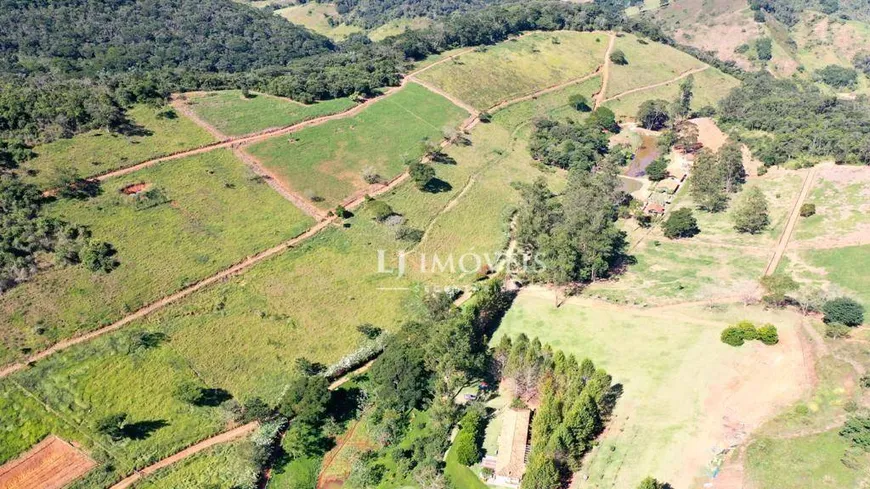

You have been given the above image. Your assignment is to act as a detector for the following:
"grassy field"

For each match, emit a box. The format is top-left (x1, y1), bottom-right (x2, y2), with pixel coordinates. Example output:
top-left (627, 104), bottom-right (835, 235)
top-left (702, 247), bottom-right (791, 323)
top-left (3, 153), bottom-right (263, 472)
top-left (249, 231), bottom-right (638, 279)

top-left (604, 67), bottom-right (740, 119)
top-left (605, 33), bottom-right (708, 98)
top-left (495, 290), bottom-right (809, 489)
top-left (275, 3), bottom-right (362, 40)
top-left (416, 31), bottom-right (608, 110)
top-left (0, 149), bottom-right (313, 366)
top-left (491, 76), bottom-right (601, 130)
top-left (782, 245), bottom-right (870, 309)
top-left (586, 170), bottom-right (804, 306)
top-left (368, 17), bottom-right (432, 41)
top-left (18, 104), bottom-right (215, 188)
top-left (182, 91), bottom-right (356, 137)
top-left (792, 165), bottom-right (870, 245)
top-left (132, 440), bottom-right (258, 489)
top-left (246, 83), bottom-right (469, 210)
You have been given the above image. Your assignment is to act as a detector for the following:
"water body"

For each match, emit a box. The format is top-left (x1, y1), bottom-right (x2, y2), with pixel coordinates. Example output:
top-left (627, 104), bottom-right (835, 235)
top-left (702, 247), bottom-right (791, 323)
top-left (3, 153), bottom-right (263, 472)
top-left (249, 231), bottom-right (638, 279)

top-left (625, 133), bottom-right (660, 178)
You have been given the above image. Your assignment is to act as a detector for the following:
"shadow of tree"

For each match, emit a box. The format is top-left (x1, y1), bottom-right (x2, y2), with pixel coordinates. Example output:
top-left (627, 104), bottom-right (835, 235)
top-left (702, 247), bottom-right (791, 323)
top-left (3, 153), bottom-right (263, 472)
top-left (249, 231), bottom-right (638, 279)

top-left (122, 419), bottom-right (169, 440)
top-left (194, 388), bottom-right (233, 407)
top-left (423, 178), bottom-right (452, 193)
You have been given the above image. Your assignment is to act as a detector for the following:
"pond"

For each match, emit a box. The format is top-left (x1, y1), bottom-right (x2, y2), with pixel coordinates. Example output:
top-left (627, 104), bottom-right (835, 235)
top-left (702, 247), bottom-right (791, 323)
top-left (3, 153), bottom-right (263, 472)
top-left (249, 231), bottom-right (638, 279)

top-left (625, 132), bottom-right (660, 178)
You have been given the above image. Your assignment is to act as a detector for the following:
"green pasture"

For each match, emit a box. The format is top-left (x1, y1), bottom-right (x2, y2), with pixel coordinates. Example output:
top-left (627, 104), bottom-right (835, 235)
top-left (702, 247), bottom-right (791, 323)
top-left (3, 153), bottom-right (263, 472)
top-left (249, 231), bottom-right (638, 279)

top-left (184, 90), bottom-right (356, 137)
top-left (491, 76), bottom-right (601, 130)
top-left (246, 83), bottom-right (469, 210)
top-left (132, 440), bottom-right (259, 489)
top-left (0, 149), bottom-right (313, 365)
top-left (19, 104), bottom-right (215, 188)
top-left (275, 3), bottom-right (362, 40)
top-left (416, 31), bottom-right (608, 110)
top-left (605, 33), bottom-right (708, 98)
top-left (368, 17), bottom-right (432, 41)
top-left (793, 169), bottom-right (870, 244)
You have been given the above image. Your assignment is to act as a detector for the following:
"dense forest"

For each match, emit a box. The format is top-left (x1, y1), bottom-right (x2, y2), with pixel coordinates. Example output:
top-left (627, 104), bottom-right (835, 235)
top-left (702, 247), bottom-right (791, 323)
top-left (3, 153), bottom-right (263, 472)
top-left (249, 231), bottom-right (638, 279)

top-left (333, 0), bottom-right (513, 27)
top-left (718, 73), bottom-right (870, 166)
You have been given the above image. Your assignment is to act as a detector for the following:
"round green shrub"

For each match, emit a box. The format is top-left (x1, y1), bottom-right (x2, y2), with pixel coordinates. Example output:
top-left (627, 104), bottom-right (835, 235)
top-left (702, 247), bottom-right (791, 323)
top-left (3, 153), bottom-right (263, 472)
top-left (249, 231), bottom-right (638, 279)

top-left (822, 297), bottom-right (865, 326)
top-left (721, 327), bottom-right (745, 347)
top-left (735, 320), bottom-right (758, 341)
top-left (757, 324), bottom-right (779, 345)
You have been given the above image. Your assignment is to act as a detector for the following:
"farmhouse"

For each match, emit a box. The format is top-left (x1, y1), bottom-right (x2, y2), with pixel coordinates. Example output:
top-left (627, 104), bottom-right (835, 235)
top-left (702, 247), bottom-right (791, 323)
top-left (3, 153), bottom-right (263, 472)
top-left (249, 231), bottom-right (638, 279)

top-left (492, 408), bottom-right (531, 487)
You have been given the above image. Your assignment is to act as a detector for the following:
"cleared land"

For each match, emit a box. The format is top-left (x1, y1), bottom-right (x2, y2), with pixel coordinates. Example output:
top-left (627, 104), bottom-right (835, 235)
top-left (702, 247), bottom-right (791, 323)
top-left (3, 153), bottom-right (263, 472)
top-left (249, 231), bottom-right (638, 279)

top-left (18, 104), bottom-right (215, 188)
top-left (368, 17), bottom-right (432, 41)
top-left (0, 435), bottom-right (95, 489)
top-left (604, 33), bottom-right (708, 98)
top-left (275, 3), bottom-right (362, 40)
top-left (0, 149), bottom-right (314, 366)
top-left (495, 289), bottom-right (810, 489)
top-left (415, 31), bottom-right (608, 110)
top-left (245, 83), bottom-right (469, 210)
top-left (181, 91), bottom-right (357, 137)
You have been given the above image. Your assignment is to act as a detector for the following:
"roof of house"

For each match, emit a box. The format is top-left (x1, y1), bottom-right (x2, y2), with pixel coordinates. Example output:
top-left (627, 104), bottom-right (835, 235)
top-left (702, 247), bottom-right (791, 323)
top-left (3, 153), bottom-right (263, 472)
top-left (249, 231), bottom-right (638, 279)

top-left (495, 408), bottom-right (531, 479)
top-left (645, 202), bottom-right (666, 214)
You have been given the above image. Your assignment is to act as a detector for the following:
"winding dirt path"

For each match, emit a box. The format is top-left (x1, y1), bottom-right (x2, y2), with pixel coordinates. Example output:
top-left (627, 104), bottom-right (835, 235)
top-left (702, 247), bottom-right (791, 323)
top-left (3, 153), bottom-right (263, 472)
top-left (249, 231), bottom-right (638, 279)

top-left (407, 77), bottom-right (479, 115)
top-left (763, 166), bottom-right (818, 276)
top-left (108, 422), bottom-right (258, 489)
top-left (487, 70), bottom-right (602, 114)
top-left (594, 32), bottom-right (617, 109)
top-left (602, 65), bottom-right (711, 104)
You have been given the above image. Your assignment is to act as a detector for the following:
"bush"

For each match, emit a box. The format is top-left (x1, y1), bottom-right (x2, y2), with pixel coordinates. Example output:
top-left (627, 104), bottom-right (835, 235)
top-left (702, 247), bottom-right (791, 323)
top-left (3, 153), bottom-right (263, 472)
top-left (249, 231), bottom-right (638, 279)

top-left (721, 327), bottom-right (745, 347)
top-left (395, 226), bottom-right (424, 242)
top-left (568, 94), bottom-right (590, 112)
top-left (453, 431), bottom-right (479, 465)
top-left (799, 203), bottom-right (815, 217)
top-left (826, 322), bottom-right (852, 339)
top-left (82, 241), bottom-right (119, 273)
top-left (735, 320), bottom-right (758, 341)
top-left (409, 162), bottom-right (435, 190)
top-left (662, 208), bottom-right (700, 239)
top-left (610, 49), bottom-right (627, 65)
top-left (841, 416), bottom-right (870, 452)
top-left (757, 323), bottom-right (779, 345)
top-left (822, 297), bottom-right (865, 326)
top-left (814, 65), bottom-right (859, 89)
top-left (645, 157), bottom-right (669, 181)
top-left (362, 166), bottom-right (382, 184)
top-left (366, 199), bottom-right (394, 222)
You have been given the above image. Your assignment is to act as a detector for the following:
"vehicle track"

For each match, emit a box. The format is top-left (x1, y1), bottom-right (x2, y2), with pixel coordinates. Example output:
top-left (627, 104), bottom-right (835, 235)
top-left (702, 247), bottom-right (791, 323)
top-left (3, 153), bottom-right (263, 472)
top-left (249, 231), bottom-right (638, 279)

top-left (169, 96), bottom-right (228, 141)
top-left (763, 166), bottom-right (818, 276)
top-left (601, 66), bottom-right (711, 104)
top-left (108, 422), bottom-right (258, 489)
top-left (593, 32), bottom-right (617, 109)
top-left (232, 148), bottom-right (326, 219)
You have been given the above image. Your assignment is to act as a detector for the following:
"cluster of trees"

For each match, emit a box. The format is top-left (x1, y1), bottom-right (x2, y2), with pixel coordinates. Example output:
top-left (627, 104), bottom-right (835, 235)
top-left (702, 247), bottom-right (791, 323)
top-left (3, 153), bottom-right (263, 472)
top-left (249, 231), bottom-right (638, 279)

top-left (720, 320), bottom-right (779, 347)
top-left (687, 142), bottom-right (745, 212)
top-left (0, 174), bottom-right (118, 293)
top-left (346, 280), bottom-right (514, 486)
top-left (529, 117), bottom-right (610, 170)
top-left (333, 0), bottom-right (514, 27)
top-left (854, 51), bottom-right (870, 76)
top-left (718, 73), bottom-right (870, 166)
top-left (493, 334), bottom-right (615, 488)
top-left (515, 149), bottom-right (627, 285)
top-left (748, 0), bottom-right (829, 27)
top-left (813, 64), bottom-right (859, 89)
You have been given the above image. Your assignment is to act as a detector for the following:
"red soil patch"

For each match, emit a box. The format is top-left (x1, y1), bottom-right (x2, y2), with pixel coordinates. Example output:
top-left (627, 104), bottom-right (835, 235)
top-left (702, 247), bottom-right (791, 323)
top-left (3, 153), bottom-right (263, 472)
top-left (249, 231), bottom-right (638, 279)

top-left (120, 182), bottom-right (150, 195)
top-left (0, 435), bottom-right (96, 489)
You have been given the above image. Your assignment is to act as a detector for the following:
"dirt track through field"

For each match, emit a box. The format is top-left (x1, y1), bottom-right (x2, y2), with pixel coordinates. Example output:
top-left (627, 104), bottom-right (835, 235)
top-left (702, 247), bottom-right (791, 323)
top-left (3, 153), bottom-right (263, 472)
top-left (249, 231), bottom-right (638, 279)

top-left (602, 65), bottom-right (711, 104)
top-left (170, 96), bottom-right (228, 141)
top-left (108, 422), bottom-right (258, 489)
top-left (763, 166), bottom-right (818, 276)
top-left (232, 148), bottom-right (326, 219)
top-left (593, 32), bottom-right (617, 109)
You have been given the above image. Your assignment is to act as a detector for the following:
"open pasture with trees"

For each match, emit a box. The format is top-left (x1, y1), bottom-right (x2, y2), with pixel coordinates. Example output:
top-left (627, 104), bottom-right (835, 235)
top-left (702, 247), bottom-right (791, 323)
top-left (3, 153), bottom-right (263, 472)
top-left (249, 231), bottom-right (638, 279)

top-left (245, 83), bottom-right (469, 209)
top-left (415, 31), bottom-right (608, 110)
top-left (603, 67), bottom-right (740, 119)
top-left (496, 289), bottom-right (809, 489)
top-left (17, 105), bottom-right (216, 188)
top-left (792, 164), bottom-right (870, 247)
top-left (181, 91), bottom-right (357, 137)
top-left (604, 33), bottom-right (708, 98)
top-left (0, 149), bottom-right (314, 366)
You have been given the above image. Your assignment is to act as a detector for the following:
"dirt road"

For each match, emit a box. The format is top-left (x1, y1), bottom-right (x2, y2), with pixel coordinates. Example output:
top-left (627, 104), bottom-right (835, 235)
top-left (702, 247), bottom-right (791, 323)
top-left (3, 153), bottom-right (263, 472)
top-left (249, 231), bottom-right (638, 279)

top-left (763, 166), bottom-right (818, 276)
top-left (169, 96), bottom-right (228, 141)
top-left (602, 66), bottom-right (711, 104)
top-left (232, 148), bottom-right (327, 219)
top-left (593, 32), bottom-right (617, 109)
top-left (108, 422), bottom-right (258, 489)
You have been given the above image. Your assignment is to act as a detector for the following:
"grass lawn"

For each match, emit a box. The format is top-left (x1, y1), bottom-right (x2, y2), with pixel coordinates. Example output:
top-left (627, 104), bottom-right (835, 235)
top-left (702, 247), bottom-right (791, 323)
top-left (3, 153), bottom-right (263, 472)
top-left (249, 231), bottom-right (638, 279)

top-left (183, 90), bottom-right (357, 137)
top-left (604, 67), bottom-right (740, 119)
top-left (792, 165), bottom-right (870, 245)
top-left (0, 149), bottom-right (314, 366)
top-left (783, 245), bottom-right (870, 309)
top-left (495, 291), bottom-right (808, 489)
top-left (246, 83), bottom-right (469, 210)
top-left (132, 440), bottom-right (259, 489)
top-left (605, 33), bottom-right (708, 98)
top-left (368, 17), bottom-right (432, 41)
top-left (416, 31), bottom-right (608, 110)
top-left (491, 76), bottom-right (601, 131)
top-left (19, 104), bottom-right (215, 188)
top-left (747, 430), bottom-right (866, 489)
top-left (445, 444), bottom-right (488, 489)
top-left (275, 3), bottom-right (362, 40)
